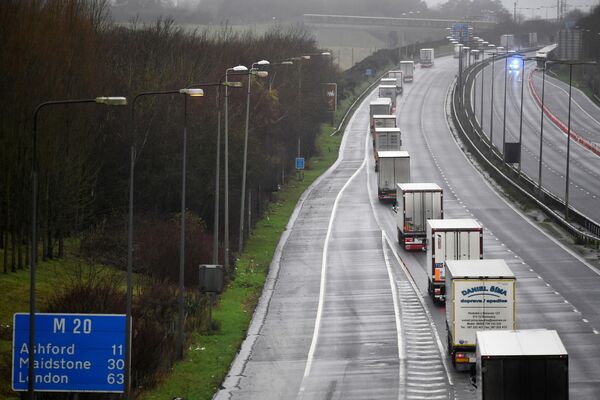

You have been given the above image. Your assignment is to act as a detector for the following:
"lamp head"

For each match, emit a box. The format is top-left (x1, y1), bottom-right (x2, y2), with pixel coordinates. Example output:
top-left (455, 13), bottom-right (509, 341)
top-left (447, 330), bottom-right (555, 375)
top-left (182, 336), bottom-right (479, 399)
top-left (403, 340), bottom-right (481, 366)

top-left (253, 70), bottom-right (269, 78)
top-left (281, 60), bottom-right (294, 65)
top-left (180, 88), bottom-right (204, 97)
top-left (224, 81), bottom-right (243, 87)
top-left (232, 65), bottom-right (248, 72)
top-left (256, 59), bottom-right (270, 65)
top-left (95, 96), bottom-right (127, 106)
top-left (301, 55), bottom-right (311, 60)
top-left (321, 52), bottom-right (331, 56)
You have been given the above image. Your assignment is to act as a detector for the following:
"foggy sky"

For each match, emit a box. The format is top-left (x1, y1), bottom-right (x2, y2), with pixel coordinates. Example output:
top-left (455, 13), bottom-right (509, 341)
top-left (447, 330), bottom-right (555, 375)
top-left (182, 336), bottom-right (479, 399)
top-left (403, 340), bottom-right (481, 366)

top-left (424, 0), bottom-right (597, 20)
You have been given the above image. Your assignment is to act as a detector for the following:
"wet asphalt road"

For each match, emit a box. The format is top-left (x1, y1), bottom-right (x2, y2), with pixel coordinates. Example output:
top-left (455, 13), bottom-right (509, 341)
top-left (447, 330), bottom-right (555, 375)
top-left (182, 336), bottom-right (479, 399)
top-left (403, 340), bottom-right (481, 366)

top-left (215, 56), bottom-right (600, 400)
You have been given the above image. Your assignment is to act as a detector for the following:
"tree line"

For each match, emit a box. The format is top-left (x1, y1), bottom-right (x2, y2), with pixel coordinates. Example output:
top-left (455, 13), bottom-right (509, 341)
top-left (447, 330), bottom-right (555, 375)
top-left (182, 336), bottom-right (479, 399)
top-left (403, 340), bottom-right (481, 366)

top-left (0, 1), bottom-right (335, 395)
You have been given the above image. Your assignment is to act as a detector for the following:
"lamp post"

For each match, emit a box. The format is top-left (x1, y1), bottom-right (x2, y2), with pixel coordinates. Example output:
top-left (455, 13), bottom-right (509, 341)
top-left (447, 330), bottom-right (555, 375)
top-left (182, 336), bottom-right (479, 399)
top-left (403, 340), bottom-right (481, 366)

top-left (127, 87), bottom-right (202, 396)
top-left (517, 55), bottom-right (526, 177)
top-left (480, 49), bottom-right (486, 124)
top-left (293, 52), bottom-right (331, 164)
top-left (186, 80), bottom-right (242, 265)
top-left (545, 60), bottom-right (597, 219)
top-left (502, 51), bottom-right (513, 160)
top-left (224, 65), bottom-right (248, 272)
top-left (30, 96), bottom-right (127, 398)
top-left (538, 61), bottom-right (547, 192)
top-left (239, 61), bottom-right (269, 253)
top-left (487, 48), bottom-right (497, 148)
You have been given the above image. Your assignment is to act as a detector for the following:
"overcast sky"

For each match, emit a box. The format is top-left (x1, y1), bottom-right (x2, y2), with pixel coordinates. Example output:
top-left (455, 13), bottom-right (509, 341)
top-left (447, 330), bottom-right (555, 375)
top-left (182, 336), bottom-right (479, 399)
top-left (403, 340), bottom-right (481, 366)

top-left (426, 0), bottom-right (598, 20)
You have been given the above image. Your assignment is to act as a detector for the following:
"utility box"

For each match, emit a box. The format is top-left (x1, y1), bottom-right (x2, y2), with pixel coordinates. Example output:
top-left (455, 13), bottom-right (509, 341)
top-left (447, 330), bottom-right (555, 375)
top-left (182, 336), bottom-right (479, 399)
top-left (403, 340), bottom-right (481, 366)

top-left (476, 330), bottom-right (568, 400)
top-left (198, 264), bottom-right (224, 294)
top-left (445, 259), bottom-right (516, 369)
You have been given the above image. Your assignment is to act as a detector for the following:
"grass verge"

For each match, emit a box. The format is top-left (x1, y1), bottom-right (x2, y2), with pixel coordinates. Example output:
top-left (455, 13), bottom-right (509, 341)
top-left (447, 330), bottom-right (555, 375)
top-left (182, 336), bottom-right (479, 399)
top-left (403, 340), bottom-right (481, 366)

top-left (138, 125), bottom-right (342, 400)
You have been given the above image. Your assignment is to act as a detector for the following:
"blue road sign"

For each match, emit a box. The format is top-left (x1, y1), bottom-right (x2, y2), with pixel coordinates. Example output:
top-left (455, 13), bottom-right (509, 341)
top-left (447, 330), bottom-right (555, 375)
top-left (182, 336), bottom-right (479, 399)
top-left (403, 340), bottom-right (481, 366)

top-left (12, 313), bottom-right (127, 393)
top-left (365, 68), bottom-right (373, 77)
top-left (295, 157), bottom-right (305, 170)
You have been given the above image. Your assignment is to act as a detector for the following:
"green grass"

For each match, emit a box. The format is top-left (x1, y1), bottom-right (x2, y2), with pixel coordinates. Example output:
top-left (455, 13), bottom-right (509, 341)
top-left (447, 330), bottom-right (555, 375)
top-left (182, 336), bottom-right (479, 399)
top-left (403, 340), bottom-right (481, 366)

top-left (138, 124), bottom-right (342, 400)
top-left (554, 66), bottom-right (600, 107)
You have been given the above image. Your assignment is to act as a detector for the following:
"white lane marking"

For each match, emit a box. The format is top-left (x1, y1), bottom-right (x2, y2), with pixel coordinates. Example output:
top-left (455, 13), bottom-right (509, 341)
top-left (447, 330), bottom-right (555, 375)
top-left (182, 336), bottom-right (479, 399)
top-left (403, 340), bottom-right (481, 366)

top-left (382, 231), bottom-right (455, 389)
top-left (443, 79), bottom-right (600, 278)
top-left (363, 116), bottom-right (453, 393)
top-left (381, 231), bottom-right (407, 396)
top-left (296, 156), bottom-right (367, 398)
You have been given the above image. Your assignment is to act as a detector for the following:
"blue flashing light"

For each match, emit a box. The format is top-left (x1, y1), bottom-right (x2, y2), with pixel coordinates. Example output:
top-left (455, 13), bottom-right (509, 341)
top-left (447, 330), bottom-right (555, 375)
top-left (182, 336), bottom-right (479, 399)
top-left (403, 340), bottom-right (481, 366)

top-left (509, 58), bottom-right (521, 71)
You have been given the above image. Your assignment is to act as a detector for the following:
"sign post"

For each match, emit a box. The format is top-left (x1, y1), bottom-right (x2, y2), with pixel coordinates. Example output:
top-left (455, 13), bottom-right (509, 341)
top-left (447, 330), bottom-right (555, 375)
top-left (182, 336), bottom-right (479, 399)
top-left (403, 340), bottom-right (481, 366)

top-left (295, 157), bottom-right (305, 181)
top-left (322, 83), bottom-right (337, 126)
top-left (12, 313), bottom-right (128, 393)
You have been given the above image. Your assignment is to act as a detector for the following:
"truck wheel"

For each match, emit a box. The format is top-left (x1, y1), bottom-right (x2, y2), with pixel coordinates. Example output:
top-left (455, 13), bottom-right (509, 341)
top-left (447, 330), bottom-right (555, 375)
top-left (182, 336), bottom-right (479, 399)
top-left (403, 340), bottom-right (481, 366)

top-left (397, 229), bottom-right (403, 245)
top-left (427, 280), bottom-right (433, 296)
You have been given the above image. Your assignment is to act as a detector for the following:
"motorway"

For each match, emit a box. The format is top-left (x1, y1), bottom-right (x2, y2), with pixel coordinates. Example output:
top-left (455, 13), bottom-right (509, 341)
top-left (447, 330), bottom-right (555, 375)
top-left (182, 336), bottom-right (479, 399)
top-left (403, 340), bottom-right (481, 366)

top-left (472, 55), bottom-right (600, 224)
top-left (215, 56), bottom-right (600, 399)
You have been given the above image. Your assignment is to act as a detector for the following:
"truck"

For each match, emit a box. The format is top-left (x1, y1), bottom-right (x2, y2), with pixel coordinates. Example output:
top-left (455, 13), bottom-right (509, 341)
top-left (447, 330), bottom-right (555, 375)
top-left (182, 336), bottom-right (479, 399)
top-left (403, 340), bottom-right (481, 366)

top-left (399, 61), bottom-right (414, 82)
top-left (374, 127), bottom-right (402, 171)
top-left (419, 48), bottom-right (434, 67)
top-left (387, 70), bottom-right (404, 93)
top-left (380, 77), bottom-right (402, 96)
top-left (369, 98), bottom-right (392, 129)
top-left (378, 85), bottom-right (397, 110)
top-left (453, 43), bottom-right (463, 59)
top-left (500, 34), bottom-right (515, 50)
top-left (475, 330), bottom-right (568, 400)
top-left (377, 151), bottom-right (409, 201)
top-left (445, 259), bottom-right (516, 369)
top-left (395, 183), bottom-right (443, 251)
top-left (426, 218), bottom-right (483, 302)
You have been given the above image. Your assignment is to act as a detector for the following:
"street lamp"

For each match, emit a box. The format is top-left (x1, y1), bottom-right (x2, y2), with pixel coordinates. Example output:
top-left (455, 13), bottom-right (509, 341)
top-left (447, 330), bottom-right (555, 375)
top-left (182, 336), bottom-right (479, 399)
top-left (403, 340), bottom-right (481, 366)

top-left (517, 55), bottom-right (526, 177)
top-left (480, 49), bottom-right (486, 124)
top-left (537, 60), bottom-right (547, 193)
top-left (239, 60), bottom-right (270, 253)
top-left (502, 50), bottom-right (516, 159)
top-left (186, 80), bottom-right (242, 266)
top-left (546, 60), bottom-right (597, 219)
top-left (30, 96), bottom-right (127, 398)
top-left (292, 52), bottom-right (331, 167)
top-left (487, 47), bottom-right (498, 149)
top-left (224, 65), bottom-right (248, 272)
top-left (127, 87), bottom-right (202, 396)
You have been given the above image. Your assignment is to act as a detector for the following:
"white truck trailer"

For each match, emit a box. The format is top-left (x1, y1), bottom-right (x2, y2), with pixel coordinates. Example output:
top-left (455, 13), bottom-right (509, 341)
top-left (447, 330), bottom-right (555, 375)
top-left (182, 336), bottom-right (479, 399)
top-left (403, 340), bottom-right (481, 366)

top-left (387, 70), bottom-right (404, 93)
top-left (476, 330), bottom-right (568, 400)
top-left (500, 34), bottom-right (515, 50)
top-left (380, 77), bottom-right (402, 96)
top-left (369, 98), bottom-right (392, 129)
top-left (377, 151), bottom-right (409, 201)
top-left (419, 48), bottom-right (434, 67)
top-left (378, 85), bottom-right (397, 110)
top-left (395, 183), bottom-right (443, 251)
top-left (399, 61), bottom-right (414, 82)
top-left (374, 127), bottom-right (402, 171)
top-left (426, 219), bottom-right (483, 302)
top-left (445, 259), bottom-right (516, 369)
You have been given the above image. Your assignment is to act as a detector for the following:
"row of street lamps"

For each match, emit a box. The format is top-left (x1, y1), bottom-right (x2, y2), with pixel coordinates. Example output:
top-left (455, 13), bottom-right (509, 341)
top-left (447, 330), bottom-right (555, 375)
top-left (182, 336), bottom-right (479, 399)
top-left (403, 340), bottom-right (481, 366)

top-left (28, 51), bottom-right (331, 398)
top-left (463, 38), bottom-right (596, 221)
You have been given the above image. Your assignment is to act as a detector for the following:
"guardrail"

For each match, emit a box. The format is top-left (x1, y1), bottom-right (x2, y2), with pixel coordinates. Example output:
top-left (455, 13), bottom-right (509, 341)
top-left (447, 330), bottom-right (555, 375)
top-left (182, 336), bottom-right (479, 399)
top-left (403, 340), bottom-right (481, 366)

top-left (450, 57), bottom-right (600, 247)
top-left (330, 70), bottom-right (390, 137)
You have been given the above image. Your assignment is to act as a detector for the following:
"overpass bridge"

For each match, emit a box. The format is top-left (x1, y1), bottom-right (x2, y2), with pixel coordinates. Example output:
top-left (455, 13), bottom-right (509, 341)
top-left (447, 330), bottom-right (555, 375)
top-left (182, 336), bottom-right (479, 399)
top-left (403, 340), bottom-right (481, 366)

top-left (303, 14), bottom-right (497, 31)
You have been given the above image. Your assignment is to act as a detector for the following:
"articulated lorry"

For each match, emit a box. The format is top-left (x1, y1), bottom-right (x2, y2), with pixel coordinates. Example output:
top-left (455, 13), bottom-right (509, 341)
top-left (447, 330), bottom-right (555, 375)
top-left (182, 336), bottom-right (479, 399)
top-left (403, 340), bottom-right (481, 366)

top-left (380, 77), bottom-right (402, 96)
top-left (377, 151), bottom-right (409, 201)
top-left (419, 48), bottom-right (434, 67)
top-left (476, 330), bottom-right (568, 400)
top-left (386, 70), bottom-right (404, 93)
top-left (369, 98), bottom-right (392, 130)
top-left (445, 259), bottom-right (516, 369)
top-left (374, 127), bottom-right (402, 171)
top-left (399, 61), bottom-right (414, 82)
top-left (426, 219), bottom-right (483, 302)
top-left (378, 85), bottom-right (397, 110)
top-left (395, 183), bottom-right (443, 251)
